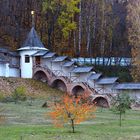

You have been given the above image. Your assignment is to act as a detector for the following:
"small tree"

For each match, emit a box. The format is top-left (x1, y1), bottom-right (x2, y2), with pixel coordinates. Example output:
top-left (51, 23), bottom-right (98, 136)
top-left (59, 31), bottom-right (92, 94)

top-left (0, 93), bottom-right (5, 102)
top-left (113, 93), bottom-right (132, 126)
top-left (0, 107), bottom-right (5, 124)
top-left (47, 94), bottom-right (96, 133)
top-left (12, 86), bottom-right (26, 104)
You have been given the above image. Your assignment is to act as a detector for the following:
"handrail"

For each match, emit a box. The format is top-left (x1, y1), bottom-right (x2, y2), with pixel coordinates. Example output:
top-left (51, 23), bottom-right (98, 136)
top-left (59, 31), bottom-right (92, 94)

top-left (33, 64), bottom-right (115, 99)
top-left (82, 82), bottom-right (99, 94)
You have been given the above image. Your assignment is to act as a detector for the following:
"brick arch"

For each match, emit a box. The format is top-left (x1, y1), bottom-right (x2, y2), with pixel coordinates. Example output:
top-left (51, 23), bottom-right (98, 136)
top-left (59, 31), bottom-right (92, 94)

top-left (33, 67), bottom-right (51, 83)
top-left (33, 71), bottom-right (48, 83)
top-left (92, 96), bottom-right (110, 108)
top-left (70, 84), bottom-right (87, 97)
top-left (72, 85), bottom-right (85, 97)
top-left (50, 77), bottom-right (68, 92)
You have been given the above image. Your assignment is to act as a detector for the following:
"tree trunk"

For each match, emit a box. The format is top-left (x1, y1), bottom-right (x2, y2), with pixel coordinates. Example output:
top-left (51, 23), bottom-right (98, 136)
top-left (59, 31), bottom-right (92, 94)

top-left (71, 119), bottom-right (75, 133)
top-left (92, 0), bottom-right (97, 59)
top-left (74, 31), bottom-right (76, 55)
top-left (48, 27), bottom-right (52, 50)
top-left (78, 0), bottom-right (82, 56)
top-left (119, 111), bottom-right (122, 127)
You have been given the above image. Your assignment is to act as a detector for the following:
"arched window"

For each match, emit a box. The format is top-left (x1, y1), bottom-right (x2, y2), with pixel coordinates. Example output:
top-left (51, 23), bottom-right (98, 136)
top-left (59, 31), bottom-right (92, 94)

top-left (25, 55), bottom-right (30, 63)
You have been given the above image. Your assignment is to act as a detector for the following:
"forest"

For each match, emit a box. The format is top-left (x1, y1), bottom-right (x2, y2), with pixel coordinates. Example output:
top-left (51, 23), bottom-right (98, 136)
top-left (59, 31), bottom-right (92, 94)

top-left (0, 0), bottom-right (130, 57)
top-left (0, 0), bottom-right (140, 81)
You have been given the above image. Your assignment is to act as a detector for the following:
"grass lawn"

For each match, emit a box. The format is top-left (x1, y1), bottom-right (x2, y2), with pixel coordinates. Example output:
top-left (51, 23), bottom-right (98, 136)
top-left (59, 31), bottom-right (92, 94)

top-left (0, 99), bottom-right (140, 140)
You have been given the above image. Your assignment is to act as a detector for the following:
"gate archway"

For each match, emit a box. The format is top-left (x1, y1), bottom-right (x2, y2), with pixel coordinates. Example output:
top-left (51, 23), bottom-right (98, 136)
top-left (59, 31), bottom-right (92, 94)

top-left (93, 96), bottom-right (109, 108)
top-left (72, 85), bottom-right (85, 97)
top-left (51, 79), bottom-right (67, 92)
top-left (33, 71), bottom-right (48, 83)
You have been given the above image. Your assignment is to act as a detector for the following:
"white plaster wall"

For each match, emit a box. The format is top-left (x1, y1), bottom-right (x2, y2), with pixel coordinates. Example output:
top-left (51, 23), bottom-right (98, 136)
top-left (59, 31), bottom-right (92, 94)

top-left (52, 63), bottom-right (64, 77)
top-left (87, 80), bottom-right (102, 94)
top-left (19, 50), bottom-right (38, 78)
top-left (117, 90), bottom-right (140, 101)
top-left (0, 63), bottom-right (6, 76)
top-left (95, 84), bottom-right (115, 94)
top-left (5, 63), bottom-right (10, 77)
top-left (77, 73), bottom-right (90, 82)
top-left (9, 67), bottom-right (20, 77)
top-left (52, 62), bottom-right (62, 71)
top-left (67, 73), bottom-right (90, 83)
top-left (11, 57), bottom-right (19, 66)
top-left (42, 58), bottom-right (52, 70)
top-left (87, 80), bottom-right (115, 94)
top-left (134, 92), bottom-right (140, 101)
top-left (87, 80), bottom-right (95, 88)
top-left (102, 85), bottom-right (115, 94)
top-left (62, 66), bottom-right (74, 77)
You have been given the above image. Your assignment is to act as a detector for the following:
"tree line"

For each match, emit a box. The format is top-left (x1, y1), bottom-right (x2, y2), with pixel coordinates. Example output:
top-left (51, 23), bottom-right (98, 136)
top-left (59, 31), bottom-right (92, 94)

top-left (0, 0), bottom-right (129, 57)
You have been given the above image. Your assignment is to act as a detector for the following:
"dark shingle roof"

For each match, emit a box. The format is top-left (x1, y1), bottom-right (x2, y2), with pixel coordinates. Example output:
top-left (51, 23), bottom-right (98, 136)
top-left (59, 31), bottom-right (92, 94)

top-left (32, 50), bottom-right (48, 56)
top-left (97, 77), bottom-right (118, 85)
top-left (43, 52), bottom-right (56, 58)
top-left (0, 48), bottom-right (19, 57)
top-left (63, 61), bottom-right (75, 67)
top-left (0, 48), bottom-right (9, 53)
top-left (22, 27), bottom-right (45, 48)
top-left (71, 66), bottom-right (93, 73)
top-left (8, 51), bottom-right (19, 57)
top-left (88, 73), bottom-right (102, 80)
top-left (114, 83), bottom-right (140, 90)
top-left (52, 56), bottom-right (68, 62)
top-left (0, 56), bottom-right (8, 63)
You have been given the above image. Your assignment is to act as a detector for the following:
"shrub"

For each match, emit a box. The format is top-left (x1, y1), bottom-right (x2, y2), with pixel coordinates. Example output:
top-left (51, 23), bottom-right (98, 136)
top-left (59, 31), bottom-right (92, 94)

top-left (0, 93), bottom-right (13, 103)
top-left (112, 93), bottom-right (133, 126)
top-left (0, 107), bottom-right (5, 124)
top-left (12, 86), bottom-right (27, 104)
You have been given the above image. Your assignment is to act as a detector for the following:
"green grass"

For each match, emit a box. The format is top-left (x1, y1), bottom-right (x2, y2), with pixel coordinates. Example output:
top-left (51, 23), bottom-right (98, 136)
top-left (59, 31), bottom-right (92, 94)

top-left (0, 100), bottom-right (140, 140)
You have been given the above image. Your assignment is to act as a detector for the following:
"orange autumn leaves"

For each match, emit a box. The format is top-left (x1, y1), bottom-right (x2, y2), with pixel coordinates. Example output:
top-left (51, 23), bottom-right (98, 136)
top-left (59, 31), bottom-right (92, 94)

top-left (47, 94), bottom-right (96, 128)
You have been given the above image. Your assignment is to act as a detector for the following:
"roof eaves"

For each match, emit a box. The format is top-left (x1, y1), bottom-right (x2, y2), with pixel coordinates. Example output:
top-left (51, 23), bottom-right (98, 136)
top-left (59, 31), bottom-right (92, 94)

top-left (70, 66), bottom-right (93, 73)
top-left (97, 77), bottom-right (118, 85)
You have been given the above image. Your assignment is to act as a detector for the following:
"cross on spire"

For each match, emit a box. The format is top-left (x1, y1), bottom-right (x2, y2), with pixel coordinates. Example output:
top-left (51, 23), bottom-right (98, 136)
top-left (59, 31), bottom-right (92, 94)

top-left (31, 10), bottom-right (35, 27)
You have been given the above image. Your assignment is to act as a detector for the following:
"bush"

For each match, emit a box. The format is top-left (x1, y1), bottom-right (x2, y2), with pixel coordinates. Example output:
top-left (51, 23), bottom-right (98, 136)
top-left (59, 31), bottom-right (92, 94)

top-left (12, 86), bottom-right (27, 104)
top-left (0, 93), bottom-right (13, 103)
top-left (111, 93), bottom-right (133, 126)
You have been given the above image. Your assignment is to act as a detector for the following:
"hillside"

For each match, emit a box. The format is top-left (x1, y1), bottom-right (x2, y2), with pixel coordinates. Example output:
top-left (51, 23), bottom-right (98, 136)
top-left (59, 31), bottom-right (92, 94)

top-left (0, 77), bottom-right (63, 97)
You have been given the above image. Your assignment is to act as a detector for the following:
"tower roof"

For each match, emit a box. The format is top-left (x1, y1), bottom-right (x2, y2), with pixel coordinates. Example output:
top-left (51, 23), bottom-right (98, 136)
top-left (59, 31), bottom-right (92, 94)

top-left (19, 27), bottom-right (46, 50)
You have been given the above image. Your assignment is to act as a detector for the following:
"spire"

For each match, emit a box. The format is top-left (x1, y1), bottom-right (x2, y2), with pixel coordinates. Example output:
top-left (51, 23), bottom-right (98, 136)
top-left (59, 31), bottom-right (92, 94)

top-left (19, 11), bottom-right (47, 50)
top-left (21, 27), bottom-right (45, 48)
top-left (31, 10), bottom-right (35, 27)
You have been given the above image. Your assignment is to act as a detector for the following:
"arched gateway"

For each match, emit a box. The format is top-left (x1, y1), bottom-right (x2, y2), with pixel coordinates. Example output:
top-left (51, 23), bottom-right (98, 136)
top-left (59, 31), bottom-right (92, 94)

top-left (33, 71), bottom-right (48, 83)
top-left (71, 85), bottom-right (85, 97)
top-left (50, 77), bottom-right (68, 92)
top-left (51, 79), bottom-right (67, 92)
top-left (92, 96), bottom-right (110, 108)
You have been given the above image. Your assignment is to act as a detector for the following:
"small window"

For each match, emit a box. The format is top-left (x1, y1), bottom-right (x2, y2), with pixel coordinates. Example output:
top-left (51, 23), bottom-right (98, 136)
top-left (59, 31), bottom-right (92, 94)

top-left (25, 55), bottom-right (30, 63)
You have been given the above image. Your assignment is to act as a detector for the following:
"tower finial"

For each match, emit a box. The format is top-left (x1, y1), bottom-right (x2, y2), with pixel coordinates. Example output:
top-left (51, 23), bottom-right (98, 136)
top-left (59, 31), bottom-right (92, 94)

top-left (31, 10), bottom-right (35, 27)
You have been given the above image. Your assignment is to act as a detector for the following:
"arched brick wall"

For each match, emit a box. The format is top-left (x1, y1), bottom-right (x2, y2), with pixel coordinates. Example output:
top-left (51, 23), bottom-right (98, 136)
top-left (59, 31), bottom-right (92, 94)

top-left (71, 85), bottom-right (85, 97)
top-left (33, 66), bottom-right (51, 83)
top-left (33, 70), bottom-right (49, 83)
top-left (33, 66), bottom-right (112, 107)
top-left (92, 96), bottom-right (110, 108)
top-left (50, 78), bottom-right (67, 92)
